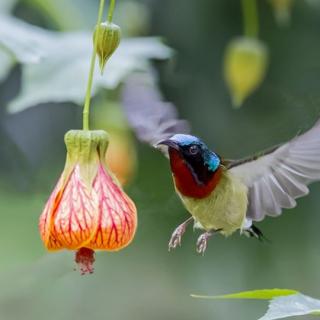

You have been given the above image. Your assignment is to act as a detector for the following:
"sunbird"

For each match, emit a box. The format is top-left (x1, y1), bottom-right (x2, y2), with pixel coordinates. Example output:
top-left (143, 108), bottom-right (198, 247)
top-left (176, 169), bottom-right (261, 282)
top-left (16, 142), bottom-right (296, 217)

top-left (122, 73), bottom-right (320, 254)
top-left (156, 127), bottom-right (320, 253)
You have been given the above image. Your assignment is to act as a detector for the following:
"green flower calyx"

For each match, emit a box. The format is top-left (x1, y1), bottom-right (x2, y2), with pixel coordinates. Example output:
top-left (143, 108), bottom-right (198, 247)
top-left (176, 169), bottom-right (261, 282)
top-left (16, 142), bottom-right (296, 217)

top-left (63, 130), bottom-right (110, 188)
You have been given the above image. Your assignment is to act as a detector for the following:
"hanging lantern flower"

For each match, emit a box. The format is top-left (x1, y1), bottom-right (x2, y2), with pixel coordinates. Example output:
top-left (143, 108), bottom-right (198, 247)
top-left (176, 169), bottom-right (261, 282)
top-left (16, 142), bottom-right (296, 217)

top-left (224, 36), bottom-right (269, 108)
top-left (269, 0), bottom-right (293, 26)
top-left (39, 130), bottom-right (137, 275)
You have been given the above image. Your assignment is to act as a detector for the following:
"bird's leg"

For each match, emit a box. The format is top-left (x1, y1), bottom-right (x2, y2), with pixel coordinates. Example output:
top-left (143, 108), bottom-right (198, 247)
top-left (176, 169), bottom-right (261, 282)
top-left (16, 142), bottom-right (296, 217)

top-left (168, 217), bottom-right (193, 251)
top-left (196, 229), bottom-right (221, 255)
top-left (196, 231), bottom-right (213, 255)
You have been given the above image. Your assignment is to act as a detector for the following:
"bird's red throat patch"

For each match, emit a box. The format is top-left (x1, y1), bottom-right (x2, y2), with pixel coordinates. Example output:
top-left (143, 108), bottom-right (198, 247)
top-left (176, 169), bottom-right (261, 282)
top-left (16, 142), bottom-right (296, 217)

top-left (169, 149), bottom-right (222, 199)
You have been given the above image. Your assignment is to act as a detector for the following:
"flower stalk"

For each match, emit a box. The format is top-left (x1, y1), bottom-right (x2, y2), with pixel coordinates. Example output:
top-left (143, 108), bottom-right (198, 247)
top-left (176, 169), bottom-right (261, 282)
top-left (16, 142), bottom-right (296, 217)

top-left (107, 0), bottom-right (116, 23)
top-left (241, 0), bottom-right (259, 38)
top-left (83, 0), bottom-right (119, 130)
top-left (83, 0), bottom-right (106, 131)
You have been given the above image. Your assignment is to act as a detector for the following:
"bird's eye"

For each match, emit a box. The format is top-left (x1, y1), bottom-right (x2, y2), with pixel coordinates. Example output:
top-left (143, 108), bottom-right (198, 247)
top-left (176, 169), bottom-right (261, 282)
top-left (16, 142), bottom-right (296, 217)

top-left (189, 145), bottom-right (199, 155)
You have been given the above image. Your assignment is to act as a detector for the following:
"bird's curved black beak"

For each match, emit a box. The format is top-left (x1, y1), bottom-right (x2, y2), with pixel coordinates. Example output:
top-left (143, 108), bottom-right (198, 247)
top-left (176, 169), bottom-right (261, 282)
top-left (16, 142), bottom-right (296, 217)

top-left (156, 139), bottom-right (179, 150)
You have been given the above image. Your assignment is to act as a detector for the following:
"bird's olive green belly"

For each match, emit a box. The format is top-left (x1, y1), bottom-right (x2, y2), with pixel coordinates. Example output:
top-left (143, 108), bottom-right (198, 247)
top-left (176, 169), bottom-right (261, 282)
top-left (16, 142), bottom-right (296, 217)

top-left (176, 171), bottom-right (248, 236)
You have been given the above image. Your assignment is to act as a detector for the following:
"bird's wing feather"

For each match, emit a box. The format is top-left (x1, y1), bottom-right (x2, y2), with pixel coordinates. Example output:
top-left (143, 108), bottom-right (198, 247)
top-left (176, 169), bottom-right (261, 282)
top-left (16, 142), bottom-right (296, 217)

top-left (121, 73), bottom-right (190, 149)
top-left (229, 119), bottom-right (320, 221)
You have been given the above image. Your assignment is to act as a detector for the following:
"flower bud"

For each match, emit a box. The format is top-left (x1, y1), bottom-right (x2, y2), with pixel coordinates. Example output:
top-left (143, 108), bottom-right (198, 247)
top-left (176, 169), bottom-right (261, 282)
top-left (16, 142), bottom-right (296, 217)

top-left (224, 37), bottom-right (268, 108)
top-left (269, 0), bottom-right (293, 26)
top-left (93, 22), bottom-right (121, 74)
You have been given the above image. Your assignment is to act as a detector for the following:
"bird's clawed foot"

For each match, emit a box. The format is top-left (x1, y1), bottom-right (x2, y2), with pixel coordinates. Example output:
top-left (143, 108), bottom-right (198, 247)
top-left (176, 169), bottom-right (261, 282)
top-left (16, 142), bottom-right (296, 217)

top-left (168, 217), bottom-right (193, 251)
top-left (196, 229), bottom-right (222, 255)
top-left (196, 231), bottom-right (213, 255)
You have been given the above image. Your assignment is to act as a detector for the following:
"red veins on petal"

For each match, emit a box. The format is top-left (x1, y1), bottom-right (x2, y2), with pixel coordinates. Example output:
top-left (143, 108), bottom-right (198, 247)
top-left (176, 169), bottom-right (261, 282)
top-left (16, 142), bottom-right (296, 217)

top-left (39, 177), bottom-right (65, 251)
top-left (40, 166), bottom-right (100, 251)
top-left (51, 165), bottom-right (99, 250)
top-left (90, 164), bottom-right (137, 251)
top-left (39, 162), bottom-right (137, 256)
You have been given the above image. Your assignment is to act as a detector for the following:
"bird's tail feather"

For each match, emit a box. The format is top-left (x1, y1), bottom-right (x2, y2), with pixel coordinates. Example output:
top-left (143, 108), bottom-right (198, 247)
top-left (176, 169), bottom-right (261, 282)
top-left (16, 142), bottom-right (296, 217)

top-left (243, 225), bottom-right (270, 243)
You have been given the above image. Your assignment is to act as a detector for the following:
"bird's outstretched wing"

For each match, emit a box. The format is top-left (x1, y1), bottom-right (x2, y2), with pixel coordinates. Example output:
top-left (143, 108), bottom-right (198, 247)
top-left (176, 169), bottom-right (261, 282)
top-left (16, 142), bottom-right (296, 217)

top-left (121, 73), bottom-right (190, 147)
top-left (229, 119), bottom-right (320, 221)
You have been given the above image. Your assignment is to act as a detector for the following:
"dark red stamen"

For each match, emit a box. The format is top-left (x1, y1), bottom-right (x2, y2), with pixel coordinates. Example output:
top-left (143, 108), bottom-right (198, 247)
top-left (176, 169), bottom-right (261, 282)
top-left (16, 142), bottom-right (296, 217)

top-left (75, 247), bottom-right (95, 275)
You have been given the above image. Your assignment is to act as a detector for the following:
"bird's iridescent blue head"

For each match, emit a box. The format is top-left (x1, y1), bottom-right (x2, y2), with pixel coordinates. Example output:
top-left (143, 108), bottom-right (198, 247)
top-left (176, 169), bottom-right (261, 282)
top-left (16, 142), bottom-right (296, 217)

top-left (157, 134), bottom-right (221, 185)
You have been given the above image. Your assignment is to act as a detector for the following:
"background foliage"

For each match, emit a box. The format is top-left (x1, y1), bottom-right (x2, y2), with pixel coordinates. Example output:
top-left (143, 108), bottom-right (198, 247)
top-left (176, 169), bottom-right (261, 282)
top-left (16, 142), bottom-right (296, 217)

top-left (0, 0), bottom-right (320, 319)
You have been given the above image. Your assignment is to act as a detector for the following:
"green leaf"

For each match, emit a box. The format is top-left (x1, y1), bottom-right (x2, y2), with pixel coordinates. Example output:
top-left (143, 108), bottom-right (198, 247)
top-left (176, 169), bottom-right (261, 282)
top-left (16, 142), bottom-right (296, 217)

top-left (0, 8), bottom-right (19, 81)
top-left (259, 293), bottom-right (320, 320)
top-left (9, 35), bottom-right (171, 113)
top-left (191, 289), bottom-right (298, 300)
top-left (22, 0), bottom-right (97, 30)
top-left (0, 15), bottom-right (172, 112)
top-left (0, 14), bottom-right (53, 64)
top-left (192, 289), bottom-right (320, 319)
top-left (0, 50), bottom-right (13, 82)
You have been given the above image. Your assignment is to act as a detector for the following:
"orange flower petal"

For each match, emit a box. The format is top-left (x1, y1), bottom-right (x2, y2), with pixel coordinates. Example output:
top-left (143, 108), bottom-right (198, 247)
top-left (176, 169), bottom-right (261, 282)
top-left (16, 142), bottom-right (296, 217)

top-left (89, 164), bottom-right (137, 251)
top-left (39, 177), bottom-right (65, 251)
top-left (51, 165), bottom-right (99, 250)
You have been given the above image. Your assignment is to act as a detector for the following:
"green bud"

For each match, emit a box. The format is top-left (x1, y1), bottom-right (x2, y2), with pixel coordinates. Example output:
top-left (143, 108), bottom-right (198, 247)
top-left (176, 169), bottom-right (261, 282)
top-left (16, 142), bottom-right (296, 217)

top-left (223, 37), bottom-right (268, 108)
top-left (269, 0), bottom-right (293, 26)
top-left (93, 22), bottom-right (121, 74)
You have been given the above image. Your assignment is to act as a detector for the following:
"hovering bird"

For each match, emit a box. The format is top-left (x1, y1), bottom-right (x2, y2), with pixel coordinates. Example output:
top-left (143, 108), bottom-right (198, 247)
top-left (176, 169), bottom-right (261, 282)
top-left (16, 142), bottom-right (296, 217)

top-left (122, 73), bottom-right (320, 254)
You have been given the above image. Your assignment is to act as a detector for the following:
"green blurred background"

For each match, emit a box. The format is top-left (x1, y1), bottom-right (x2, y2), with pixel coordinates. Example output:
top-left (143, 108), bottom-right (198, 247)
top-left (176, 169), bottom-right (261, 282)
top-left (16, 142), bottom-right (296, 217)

top-left (1, 0), bottom-right (320, 319)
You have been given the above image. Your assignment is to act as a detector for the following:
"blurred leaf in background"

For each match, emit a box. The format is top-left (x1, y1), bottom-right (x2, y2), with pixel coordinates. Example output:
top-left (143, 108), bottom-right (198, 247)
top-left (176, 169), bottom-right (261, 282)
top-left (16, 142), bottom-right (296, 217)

top-left (92, 96), bottom-right (137, 185)
top-left (192, 289), bottom-right (320, 320)
top-left (269, 0), bottom-right (293, 27)
top-left (0, 0), bottom-right (18, 13)
top-left (20, 0), bottom-right (97, 30)
top-left (0, 14), bottom-right (172, 112)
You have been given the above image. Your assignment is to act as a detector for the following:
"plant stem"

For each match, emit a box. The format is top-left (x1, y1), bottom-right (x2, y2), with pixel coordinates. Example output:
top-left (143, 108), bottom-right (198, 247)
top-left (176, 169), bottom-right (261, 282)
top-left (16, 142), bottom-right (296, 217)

top-left (107, 0), bottom-right (116, 23)
top-left (82, 0), bottom-right (106, 131)
top-left (241, 0), bottom-right (259, 38)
